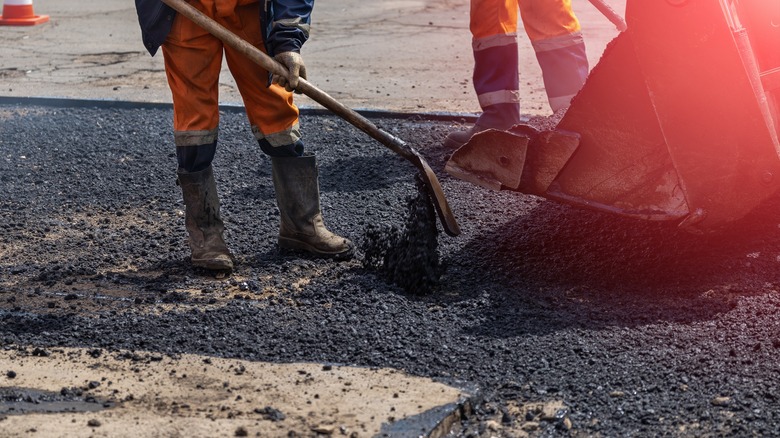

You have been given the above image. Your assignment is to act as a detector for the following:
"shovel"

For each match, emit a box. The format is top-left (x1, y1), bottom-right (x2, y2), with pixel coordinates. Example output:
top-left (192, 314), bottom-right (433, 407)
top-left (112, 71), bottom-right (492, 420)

top-left (160, 0), bottom-right (460, 237)
top-left (587, 0), bottom-right (627, 32)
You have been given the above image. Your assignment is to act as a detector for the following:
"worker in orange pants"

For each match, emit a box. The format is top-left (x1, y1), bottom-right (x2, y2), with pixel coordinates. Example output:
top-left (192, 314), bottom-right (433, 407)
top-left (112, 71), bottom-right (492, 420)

top-left (135, 0), bottom-right (353, 271)
top-left (445, 0), bottom-right (589, 148)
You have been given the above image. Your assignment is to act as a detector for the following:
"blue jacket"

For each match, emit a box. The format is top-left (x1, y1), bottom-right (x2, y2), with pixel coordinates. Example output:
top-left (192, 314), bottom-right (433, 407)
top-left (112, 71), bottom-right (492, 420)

top-left (134, 0), bottom-right (313, 57)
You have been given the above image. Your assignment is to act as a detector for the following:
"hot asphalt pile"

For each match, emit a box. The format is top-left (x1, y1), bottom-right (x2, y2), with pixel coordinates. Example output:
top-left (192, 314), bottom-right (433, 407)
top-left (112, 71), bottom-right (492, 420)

top-left (3, 103), bottom-right (780, 436)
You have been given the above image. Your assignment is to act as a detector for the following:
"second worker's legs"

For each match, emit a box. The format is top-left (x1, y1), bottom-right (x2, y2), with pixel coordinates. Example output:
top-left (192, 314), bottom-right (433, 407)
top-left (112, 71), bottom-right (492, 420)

top-left (519, 0), bottom-right (589, 113)
top-left (445, 0), bottom-right (522, 149)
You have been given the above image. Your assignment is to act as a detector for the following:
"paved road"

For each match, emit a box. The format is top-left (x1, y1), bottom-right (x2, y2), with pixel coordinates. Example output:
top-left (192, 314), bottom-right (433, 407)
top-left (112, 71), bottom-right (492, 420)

top-left (1, 0), bottom-right (624, 115)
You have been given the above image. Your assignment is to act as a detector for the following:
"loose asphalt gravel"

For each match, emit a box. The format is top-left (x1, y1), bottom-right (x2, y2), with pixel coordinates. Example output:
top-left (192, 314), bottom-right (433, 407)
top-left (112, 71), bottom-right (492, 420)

top-left (3, 103), bottom-right (780, 436)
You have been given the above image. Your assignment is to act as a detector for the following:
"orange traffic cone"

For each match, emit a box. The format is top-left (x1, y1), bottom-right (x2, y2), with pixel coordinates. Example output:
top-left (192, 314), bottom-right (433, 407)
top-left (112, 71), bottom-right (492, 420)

top-left (0, 0), bottom-right (49, 26)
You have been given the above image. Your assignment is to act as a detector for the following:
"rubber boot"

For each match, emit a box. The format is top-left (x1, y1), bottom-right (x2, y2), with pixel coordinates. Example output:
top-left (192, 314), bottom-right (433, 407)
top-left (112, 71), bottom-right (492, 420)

top-left (271, 155), bottom-right (354, 258)
top-left (177, 165), bottom-right (234, 271)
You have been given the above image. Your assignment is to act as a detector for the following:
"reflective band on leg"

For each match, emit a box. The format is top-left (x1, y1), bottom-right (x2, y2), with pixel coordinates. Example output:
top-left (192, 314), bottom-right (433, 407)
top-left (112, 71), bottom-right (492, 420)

top-left (473, 32), bottom-right (517, 52)
top-left (477, 90), bottom-right (521, 108)
top-left (174, 129), bottom-right (219, 147)
top-left (252, 123), bottom-right (302, 147)
top-left (531, 32), bottom-right (585, 53)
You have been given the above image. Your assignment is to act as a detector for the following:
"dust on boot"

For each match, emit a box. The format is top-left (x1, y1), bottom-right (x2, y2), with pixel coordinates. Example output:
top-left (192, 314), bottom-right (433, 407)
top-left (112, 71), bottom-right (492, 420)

top-left (271, 154), bottom-right (354, 258)
top-left (177, 165), bottom-right (234, 271)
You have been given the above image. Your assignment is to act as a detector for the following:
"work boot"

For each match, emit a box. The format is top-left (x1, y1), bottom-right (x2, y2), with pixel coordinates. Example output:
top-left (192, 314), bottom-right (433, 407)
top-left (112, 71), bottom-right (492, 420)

top-left (444, 114), bottom-right (534, 149)
top-left (177, 166), bottom-right (234, 271)
top-left (271, 155), bottom-right (354, 258)
top-left (443, 125), bottom-right (491, 149)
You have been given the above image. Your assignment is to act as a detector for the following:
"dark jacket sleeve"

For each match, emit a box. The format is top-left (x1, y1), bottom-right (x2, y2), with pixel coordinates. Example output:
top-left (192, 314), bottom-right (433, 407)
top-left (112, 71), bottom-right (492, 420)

top-left (135, 0), bottom-right (176, 56)
top-left (261, 0), bottom-right (313, 56)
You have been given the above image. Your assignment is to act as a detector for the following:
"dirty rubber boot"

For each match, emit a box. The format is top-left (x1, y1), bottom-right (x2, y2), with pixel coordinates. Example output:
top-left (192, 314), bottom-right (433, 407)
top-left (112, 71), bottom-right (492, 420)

top-left (271, 155), bottom-right (354, 259)
top-left (177, 166), bottom-right (234, 271)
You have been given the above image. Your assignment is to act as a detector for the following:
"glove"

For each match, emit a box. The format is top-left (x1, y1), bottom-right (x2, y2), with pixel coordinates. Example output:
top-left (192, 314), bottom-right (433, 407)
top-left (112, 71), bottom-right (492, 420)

top-left (272, 51), bottom-right (307, 92)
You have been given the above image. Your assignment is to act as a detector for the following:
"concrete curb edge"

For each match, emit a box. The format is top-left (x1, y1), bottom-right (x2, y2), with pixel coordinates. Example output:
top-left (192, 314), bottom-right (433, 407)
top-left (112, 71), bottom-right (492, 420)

top-left (0, 96), bottom-right (480, 123)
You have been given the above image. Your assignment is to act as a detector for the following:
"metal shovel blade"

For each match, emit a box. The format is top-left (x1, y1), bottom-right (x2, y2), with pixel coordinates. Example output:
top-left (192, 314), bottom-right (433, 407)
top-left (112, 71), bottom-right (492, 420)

top-left (160, 0), bottom-right (460, 237)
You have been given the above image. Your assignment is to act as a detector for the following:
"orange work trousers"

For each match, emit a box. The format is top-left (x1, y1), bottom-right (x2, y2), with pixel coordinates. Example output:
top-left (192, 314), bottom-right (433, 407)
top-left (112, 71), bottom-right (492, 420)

top-left (162, 0), bottom-right (300, 148)
top-left (470, 0), bottom-right (587, 118)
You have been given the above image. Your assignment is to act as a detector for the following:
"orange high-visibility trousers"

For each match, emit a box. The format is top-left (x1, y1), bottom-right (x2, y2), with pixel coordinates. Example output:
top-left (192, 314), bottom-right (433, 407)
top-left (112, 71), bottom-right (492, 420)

top-left (162, 0), bottom-right (300, 149)
top-left (470, 0), bottom-right (588, 126)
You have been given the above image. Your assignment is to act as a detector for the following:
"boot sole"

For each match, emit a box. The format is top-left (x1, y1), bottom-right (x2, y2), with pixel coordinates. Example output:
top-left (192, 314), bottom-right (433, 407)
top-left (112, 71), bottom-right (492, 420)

top-left (278, 237), bottom-right (354, 260)
top-left (192, 257), bottom-right (234, 271)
